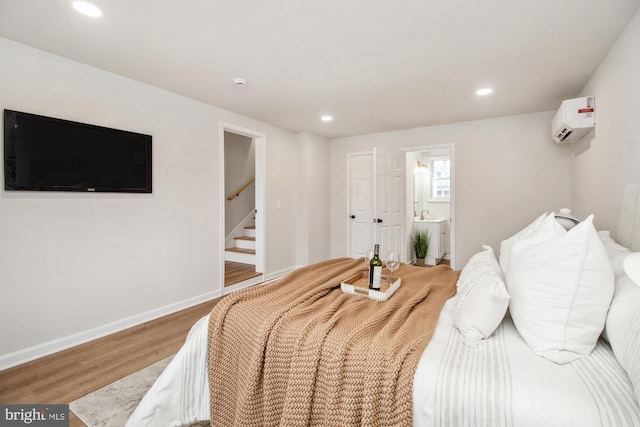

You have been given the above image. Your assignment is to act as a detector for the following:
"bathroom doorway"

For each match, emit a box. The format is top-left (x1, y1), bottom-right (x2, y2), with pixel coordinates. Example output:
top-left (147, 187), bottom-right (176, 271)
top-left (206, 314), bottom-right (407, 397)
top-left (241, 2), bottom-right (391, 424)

top-left (405, 145), bottom-right (455, 269)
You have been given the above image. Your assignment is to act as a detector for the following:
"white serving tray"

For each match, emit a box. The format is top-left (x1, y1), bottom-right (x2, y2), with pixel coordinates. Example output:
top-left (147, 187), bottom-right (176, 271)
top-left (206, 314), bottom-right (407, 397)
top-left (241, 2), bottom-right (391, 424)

top-left (340, 270), bottom-right (401, 302)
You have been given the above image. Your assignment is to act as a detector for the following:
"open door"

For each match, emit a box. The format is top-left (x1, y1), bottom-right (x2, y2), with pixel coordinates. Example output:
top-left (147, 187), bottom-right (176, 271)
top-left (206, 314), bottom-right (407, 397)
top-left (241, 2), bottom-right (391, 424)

top-left (374, 147), bottom-right (405, 260)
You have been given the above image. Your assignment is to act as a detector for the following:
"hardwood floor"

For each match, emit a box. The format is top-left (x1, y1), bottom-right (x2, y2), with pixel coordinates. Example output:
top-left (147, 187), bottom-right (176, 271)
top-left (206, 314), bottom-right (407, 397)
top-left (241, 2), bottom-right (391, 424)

top-left (225, 260), bottom-right (261, 287)
top-left (0, 298), bottom-right (220, 427)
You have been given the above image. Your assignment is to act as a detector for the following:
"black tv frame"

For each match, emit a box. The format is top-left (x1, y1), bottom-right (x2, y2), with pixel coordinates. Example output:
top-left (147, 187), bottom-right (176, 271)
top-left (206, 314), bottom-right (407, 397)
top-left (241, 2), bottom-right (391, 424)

top-left (3, 110), bottom-right (152, 193)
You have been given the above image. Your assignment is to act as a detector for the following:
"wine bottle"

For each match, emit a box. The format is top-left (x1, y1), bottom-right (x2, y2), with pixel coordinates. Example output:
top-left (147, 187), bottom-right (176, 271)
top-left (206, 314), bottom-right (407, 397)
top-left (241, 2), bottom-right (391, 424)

top-left (369, 244), bottom-right (383, 290)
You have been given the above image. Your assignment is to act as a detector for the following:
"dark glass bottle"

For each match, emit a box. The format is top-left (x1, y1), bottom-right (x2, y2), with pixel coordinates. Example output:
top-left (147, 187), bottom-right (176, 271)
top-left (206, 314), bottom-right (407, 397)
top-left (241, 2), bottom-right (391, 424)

top-left (369, 244), bottom-right (383, 290)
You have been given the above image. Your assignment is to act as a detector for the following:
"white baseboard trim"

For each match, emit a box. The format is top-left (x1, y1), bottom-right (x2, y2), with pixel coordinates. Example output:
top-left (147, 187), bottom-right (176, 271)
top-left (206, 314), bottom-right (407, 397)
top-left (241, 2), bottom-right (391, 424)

top-left (0, 289), bottom-right (222, 372)
top-left (222, 274), bottom-right (265, 295)
top-left (265, 265), bottom-right (301, 282)
top-left (221, 265), bottom-right (303, 296)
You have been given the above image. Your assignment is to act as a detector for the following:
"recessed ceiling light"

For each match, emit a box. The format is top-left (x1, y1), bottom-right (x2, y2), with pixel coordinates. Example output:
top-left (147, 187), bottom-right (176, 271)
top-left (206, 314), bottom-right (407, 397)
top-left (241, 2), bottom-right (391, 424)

top-left (72, 1), bottom-right (102, 17)
top-left (321, 115), bottom-right (333, 122)
top-left (476, 88), bottom-right (493, 96)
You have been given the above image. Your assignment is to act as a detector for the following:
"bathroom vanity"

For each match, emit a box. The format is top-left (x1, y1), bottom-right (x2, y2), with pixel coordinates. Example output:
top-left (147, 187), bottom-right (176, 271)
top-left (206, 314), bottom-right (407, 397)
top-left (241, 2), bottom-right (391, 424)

top-left (413, 218), bottom-right (447, 265)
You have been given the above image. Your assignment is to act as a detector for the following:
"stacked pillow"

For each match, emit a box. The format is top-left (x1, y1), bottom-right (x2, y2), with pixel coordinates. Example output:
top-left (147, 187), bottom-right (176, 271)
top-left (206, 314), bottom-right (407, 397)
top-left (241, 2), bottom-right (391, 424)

top-left (500, 213), bottom-right (614, 364)
top-left (498, 212), bottom-right (551, 273)
top-left (605, 270), bottom-right (640, 402)
top-left (599, 233), bottom-right (640, 402)
top-left (598, 230), bottom-right (632, 277)
top-left (454, 245), bottom-right (510, 346)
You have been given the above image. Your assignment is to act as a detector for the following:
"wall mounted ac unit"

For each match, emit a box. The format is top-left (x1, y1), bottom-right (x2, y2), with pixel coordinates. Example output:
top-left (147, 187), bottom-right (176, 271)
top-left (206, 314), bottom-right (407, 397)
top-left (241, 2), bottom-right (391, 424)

top-left (551, 96), bottom-right (595, 143)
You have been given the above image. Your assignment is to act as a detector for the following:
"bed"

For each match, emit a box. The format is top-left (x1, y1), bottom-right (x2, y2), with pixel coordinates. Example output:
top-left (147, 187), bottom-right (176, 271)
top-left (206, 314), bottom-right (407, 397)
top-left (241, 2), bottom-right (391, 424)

top-left (126, 184), bottom-right (640, 427)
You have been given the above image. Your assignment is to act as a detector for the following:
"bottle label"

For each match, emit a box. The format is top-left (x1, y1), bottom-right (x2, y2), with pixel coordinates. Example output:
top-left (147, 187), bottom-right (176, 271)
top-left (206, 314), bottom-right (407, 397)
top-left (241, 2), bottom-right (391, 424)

top-left (372, 266), bottom-right (382, 289)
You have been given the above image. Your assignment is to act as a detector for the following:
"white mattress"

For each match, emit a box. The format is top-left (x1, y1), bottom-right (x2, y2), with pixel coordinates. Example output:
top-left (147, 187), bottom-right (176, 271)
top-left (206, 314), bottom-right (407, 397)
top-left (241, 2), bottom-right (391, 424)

top-left (126, 295), bottom-right (640, 427)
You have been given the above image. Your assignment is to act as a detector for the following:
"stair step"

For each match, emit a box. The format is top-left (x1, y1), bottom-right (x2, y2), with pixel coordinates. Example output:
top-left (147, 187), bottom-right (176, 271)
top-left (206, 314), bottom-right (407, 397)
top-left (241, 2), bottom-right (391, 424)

top-left (244, 226), bottom-right (256, 238)
top-left (234, 235), bottom-right (255, 250)
top-left (225, 247), bottom-right (256, 265)
top-left (226, 247), bottom-right (256, 255)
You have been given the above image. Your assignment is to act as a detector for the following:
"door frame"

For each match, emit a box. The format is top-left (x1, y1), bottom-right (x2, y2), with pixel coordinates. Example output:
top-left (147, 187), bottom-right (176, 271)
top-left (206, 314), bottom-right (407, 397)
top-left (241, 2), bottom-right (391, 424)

top-left (219, 122), bottom-right (266, 295)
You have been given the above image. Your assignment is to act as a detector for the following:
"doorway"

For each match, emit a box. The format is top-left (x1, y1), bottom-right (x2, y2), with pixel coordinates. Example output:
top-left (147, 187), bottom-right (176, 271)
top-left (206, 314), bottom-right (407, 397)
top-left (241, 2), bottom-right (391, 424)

top-left (405, 145), bottom-right (455, 269)
top-left (220, 123), bottom-right (266, 295)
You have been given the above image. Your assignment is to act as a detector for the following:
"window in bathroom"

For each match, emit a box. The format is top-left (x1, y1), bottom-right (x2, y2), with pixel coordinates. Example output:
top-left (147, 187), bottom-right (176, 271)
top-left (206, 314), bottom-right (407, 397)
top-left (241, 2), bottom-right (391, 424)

top-left (430, 157), bottom-right (450, 201)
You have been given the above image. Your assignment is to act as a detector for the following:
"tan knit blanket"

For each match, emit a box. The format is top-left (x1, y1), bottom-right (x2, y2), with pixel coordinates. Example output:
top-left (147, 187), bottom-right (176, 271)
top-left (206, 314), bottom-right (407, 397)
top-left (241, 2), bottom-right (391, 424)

top-left (207, 257), bottom-right (458, 427)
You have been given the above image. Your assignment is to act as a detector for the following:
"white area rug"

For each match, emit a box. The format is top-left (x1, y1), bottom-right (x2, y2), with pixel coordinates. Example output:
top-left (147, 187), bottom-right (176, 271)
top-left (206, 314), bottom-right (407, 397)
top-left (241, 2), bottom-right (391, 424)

top-left (70, 356), bottom-right (173, 427)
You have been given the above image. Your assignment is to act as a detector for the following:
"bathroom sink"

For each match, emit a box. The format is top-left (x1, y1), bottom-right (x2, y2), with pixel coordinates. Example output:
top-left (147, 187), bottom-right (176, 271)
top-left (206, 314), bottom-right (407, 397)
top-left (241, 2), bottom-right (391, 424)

top-left (414, 217), bottom-right (442, 222)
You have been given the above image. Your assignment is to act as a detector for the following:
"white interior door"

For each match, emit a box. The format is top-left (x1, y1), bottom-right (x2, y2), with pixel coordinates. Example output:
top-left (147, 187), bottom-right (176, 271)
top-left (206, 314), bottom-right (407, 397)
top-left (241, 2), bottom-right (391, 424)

top-left (374, 147), bottom-right (405, 260)
top-left (348, 154), bottom-right (374, 258)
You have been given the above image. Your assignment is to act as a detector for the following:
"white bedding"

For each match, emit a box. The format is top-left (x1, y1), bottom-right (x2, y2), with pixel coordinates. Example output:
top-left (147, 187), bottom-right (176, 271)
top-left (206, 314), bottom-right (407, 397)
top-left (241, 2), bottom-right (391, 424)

top-left (125, 315), bottom-right (210, 426)
top-left (126, 294), bottom-right (640, 427)
top-left (415, 296), bottom-right (640, 427)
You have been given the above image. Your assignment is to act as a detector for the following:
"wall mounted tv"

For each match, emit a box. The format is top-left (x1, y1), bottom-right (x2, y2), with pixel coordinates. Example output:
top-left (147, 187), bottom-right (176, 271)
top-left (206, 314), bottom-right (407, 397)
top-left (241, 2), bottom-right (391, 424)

top-left (3, 110), bottom-right (152, 193)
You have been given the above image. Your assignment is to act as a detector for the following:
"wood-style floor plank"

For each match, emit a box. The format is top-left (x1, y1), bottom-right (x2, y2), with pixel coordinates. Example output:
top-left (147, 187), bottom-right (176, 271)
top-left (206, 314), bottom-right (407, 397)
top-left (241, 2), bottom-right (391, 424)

top-left (0, 298), bottom-right (220, 427)
top-left (0, 261), bottom-right (265, 426)
top-left (224, 261), bottom-right (261, 286)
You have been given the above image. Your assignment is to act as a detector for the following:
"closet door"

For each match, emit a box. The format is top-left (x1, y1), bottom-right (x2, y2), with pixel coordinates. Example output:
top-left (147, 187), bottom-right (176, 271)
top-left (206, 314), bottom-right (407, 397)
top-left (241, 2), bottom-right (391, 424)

top-left (374, 147), bottom-right (405, 259)
top-left (348, 153), bottom-right (375, 258)
top-left (348, 149), bottom-right (405, 260)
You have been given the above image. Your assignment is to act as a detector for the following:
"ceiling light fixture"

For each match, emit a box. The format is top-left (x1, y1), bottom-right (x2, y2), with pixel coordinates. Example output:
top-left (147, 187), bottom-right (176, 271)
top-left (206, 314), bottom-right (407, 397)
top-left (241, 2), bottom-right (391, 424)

top-left (321, 115), bottom-right (333, 122)
top-left (72, 1), bottom-right (103, 17)
top-left (476, 88), bottom-right (493, 96)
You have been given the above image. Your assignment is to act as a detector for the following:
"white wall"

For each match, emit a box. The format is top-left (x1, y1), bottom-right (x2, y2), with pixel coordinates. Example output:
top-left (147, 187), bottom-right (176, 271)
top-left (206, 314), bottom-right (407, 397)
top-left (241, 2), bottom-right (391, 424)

top-left (296, 132), bottom-right (331, 266)
top-left (571, 8), bottom-right (640, 234)
top-left (330, 112), bottom-right (572, 268)
top-left (0, 38), bottom-right (310, 367)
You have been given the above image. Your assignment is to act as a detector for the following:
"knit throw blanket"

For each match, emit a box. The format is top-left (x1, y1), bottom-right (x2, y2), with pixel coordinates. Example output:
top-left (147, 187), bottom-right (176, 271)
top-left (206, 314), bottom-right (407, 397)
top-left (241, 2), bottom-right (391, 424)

top-left (207, 257), bottom-right (458, 427)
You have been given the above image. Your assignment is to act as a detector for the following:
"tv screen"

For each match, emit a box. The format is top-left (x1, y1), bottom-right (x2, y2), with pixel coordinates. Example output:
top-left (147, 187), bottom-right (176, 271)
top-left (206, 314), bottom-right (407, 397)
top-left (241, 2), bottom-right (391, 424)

top-left (3, 110), bottom-right (152, 193)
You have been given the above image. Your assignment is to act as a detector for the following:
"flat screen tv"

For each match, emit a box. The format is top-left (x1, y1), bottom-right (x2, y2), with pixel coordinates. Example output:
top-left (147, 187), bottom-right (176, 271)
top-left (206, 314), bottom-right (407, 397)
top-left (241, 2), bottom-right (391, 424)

top-left (3, 110), bottom-right (152, 193)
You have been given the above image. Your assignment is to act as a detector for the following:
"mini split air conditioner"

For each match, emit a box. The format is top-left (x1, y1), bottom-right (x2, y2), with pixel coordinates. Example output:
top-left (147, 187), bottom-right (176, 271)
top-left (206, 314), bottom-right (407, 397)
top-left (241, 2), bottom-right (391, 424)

top-left (551, 96), bottom-right (595, 143)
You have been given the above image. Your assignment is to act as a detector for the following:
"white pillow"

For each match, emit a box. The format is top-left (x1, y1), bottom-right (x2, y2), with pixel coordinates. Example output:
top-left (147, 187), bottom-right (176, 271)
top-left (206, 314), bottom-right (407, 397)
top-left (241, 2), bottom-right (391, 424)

top-left (605, 272), bottom-right (640, 402)
top-left (506, 215), bottom-right (614, 364)
top-left (499, 213), bottom-right (564, 274)
top-left (454, 245), bottom-right (510, 346)
top-left (598, 230), bottom-right (632, 278)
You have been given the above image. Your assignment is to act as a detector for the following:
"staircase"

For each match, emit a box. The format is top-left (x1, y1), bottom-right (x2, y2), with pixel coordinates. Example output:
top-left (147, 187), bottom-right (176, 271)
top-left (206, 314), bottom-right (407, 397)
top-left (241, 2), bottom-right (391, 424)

top-left (225, 225), bottom-right (256, 265)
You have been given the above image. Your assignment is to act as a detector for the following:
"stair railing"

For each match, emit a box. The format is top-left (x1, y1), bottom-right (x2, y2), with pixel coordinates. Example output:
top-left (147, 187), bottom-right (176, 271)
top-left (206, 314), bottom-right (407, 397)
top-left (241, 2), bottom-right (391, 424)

top-left (227, 176), bottom-right (255, 201)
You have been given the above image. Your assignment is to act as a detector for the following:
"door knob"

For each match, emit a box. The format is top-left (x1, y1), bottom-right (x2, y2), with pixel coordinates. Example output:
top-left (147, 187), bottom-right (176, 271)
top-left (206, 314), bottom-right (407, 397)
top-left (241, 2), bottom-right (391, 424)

top-left (350, 215), bottom-right (356, 219)
top-left (373, 218), bottom-right (383, 223)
